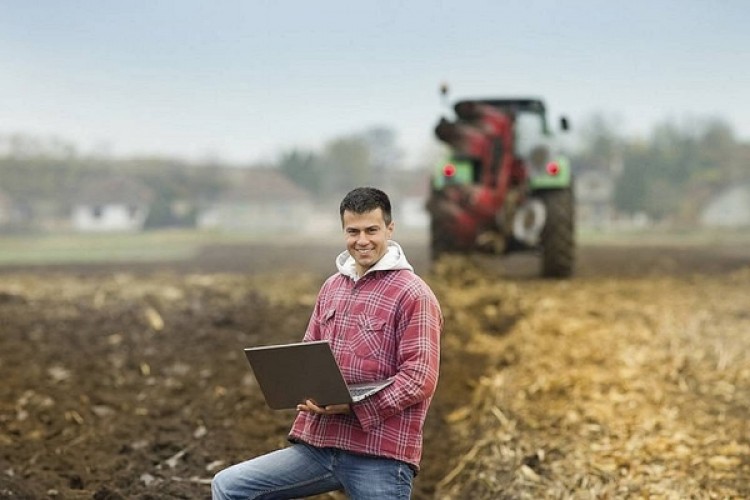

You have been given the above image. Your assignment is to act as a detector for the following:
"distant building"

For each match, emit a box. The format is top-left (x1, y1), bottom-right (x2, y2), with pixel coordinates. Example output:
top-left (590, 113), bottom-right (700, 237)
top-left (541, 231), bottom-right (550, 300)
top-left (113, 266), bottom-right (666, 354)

top-left (71, 176), bottom-right (153, 232)
top-left (574, 168), bottom-right (616, 229)
top-left (197, 168), bottom-right (315, 232)
top-left (700, 183), bottom-right (750, 227)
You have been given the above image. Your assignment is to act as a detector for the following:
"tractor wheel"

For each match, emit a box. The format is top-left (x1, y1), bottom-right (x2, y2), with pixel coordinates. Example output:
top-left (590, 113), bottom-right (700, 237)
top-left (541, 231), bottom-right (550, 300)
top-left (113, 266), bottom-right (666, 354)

top-left (429, 216), bottom-right (454, 260)
top-left (540, 188), bottom-right (575, 278)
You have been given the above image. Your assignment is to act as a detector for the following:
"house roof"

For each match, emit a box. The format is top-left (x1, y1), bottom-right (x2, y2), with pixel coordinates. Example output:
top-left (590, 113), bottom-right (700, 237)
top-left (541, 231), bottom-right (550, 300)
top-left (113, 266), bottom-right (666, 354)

top-left (221, 168), bottom-right (312, 203)
top-left (74, 176), bottom-right (154, 205)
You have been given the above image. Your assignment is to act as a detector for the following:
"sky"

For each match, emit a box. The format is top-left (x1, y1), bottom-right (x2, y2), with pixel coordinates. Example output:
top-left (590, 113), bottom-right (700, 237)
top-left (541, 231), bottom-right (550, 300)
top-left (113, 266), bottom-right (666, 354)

top-left (2, 0), bottom-right (749, 166)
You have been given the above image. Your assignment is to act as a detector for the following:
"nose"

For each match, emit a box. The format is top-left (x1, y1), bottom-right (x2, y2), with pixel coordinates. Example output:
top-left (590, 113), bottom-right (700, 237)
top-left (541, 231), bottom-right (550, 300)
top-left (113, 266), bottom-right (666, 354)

top-left (356, 232), bottom-right (370, 246)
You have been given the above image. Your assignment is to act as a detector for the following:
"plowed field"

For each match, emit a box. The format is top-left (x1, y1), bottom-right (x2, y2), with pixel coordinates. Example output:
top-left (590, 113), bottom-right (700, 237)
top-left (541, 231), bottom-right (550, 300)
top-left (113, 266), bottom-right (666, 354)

top-left (1, 238), bottom-right (749, 499)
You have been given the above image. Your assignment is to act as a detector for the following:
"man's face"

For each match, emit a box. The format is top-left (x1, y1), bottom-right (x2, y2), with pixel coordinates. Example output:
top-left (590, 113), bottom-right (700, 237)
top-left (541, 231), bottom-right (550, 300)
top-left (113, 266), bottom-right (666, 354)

top-left (342, 208), bottom-right (394, 276)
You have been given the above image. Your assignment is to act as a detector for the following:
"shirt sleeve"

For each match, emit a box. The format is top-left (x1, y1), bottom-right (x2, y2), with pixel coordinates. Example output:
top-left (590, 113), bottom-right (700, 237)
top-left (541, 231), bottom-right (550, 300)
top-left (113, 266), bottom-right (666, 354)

top-left (351, 289), bottom-right (442, 432)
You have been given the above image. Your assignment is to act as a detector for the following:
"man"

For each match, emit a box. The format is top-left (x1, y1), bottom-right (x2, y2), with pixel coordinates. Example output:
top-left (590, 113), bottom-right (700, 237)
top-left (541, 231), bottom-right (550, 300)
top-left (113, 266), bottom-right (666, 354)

top-left (212, 187), bottom-right (442, 499)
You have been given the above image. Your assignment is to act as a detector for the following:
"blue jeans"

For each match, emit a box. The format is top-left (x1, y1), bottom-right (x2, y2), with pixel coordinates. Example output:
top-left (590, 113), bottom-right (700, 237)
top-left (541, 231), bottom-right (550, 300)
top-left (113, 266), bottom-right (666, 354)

top-left (211, 443), bottom-right (415, 499)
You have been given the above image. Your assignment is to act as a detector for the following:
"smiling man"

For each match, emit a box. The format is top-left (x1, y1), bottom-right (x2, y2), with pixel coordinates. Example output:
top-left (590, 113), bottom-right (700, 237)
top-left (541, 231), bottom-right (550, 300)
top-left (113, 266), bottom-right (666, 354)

top-left (340, 189), bottom-right (396, 277)
top-left (212, 187), bottom-right (443, 500)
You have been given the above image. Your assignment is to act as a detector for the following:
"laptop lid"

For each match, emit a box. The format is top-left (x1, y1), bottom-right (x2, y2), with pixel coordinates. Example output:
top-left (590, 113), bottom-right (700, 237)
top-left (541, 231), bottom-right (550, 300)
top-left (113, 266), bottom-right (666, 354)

top-left (243, 340), bottom-right (391, 410)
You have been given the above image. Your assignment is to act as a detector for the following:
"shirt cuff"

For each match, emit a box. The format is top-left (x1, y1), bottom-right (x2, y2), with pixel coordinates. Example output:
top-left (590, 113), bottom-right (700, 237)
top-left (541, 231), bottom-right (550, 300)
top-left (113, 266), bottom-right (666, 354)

top-left (351, 398), bottom-right (381, 432)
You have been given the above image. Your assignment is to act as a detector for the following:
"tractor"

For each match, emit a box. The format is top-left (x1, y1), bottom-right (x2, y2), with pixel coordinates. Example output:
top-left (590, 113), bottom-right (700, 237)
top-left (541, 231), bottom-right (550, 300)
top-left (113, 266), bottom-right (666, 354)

top-left (426, 95), bottom-right (575, 277)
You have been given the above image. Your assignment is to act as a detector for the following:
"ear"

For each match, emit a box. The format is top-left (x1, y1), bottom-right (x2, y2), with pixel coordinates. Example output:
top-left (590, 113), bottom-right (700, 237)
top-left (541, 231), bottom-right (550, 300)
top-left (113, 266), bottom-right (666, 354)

top-left (386, 221), bottom-right (395, 238)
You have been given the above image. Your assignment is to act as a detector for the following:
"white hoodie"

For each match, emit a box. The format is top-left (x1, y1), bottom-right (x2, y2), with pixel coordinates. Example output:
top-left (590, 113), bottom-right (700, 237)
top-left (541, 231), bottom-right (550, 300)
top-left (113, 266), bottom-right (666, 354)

top-left (335, 240), bottom-right (414, 281)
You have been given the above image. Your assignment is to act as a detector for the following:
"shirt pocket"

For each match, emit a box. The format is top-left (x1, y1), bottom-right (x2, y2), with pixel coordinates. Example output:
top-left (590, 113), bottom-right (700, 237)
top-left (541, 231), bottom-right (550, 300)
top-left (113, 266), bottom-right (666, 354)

top-left (317, 308), bottom-right (336, 340)
top-left (350, 316), bottom-right (387, 360)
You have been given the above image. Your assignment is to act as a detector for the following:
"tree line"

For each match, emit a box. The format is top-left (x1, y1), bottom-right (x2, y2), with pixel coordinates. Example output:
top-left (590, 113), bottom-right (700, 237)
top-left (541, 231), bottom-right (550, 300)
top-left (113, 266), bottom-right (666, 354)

top-left (0, 127), bottom-right (404, 230)
top-left (1, 115), bottom-right (748, 230)
top-left (571, 115), bottom-right (750, 225)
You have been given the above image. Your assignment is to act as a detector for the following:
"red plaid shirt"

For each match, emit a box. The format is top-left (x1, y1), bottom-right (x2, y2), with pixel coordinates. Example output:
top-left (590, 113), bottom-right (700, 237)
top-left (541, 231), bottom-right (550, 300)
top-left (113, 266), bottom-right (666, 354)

top-left (288, 268), bottom-right (442, 470)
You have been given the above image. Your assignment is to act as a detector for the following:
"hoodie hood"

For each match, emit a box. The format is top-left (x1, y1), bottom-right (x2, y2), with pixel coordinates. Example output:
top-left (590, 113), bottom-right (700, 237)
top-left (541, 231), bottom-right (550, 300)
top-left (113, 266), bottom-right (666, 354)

top-left (336, 240), bottom-right (414, 280)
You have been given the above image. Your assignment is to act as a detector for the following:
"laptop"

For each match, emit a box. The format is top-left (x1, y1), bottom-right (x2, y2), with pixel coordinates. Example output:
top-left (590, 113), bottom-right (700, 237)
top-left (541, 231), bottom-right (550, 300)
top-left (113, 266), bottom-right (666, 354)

top-left (243, 340), bottom-right (395, 410)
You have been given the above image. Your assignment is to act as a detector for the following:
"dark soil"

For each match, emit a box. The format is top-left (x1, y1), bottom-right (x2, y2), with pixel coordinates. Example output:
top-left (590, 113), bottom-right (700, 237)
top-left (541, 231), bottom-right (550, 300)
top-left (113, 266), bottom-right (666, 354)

top-left (1, 237), bottom-right (749, 499)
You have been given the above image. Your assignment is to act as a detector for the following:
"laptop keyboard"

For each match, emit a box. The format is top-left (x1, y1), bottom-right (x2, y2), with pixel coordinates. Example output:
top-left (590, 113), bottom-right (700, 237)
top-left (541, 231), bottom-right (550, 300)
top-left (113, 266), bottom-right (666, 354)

top-left (350, 385), bottom-right (376, 398)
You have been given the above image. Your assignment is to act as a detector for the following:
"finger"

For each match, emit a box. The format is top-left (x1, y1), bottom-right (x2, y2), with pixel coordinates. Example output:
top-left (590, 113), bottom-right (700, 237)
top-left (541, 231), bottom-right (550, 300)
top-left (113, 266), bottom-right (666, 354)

top-left (324, 404), bottom-right (349, 414)
top-left (305, 400), bottom-right (324, 412)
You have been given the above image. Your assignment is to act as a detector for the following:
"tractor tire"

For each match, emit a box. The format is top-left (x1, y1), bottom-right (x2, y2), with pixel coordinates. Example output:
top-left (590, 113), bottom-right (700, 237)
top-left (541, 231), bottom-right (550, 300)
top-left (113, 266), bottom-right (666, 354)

top-left (539, 188), bottom-right (575, 278)
top-left (430, 216), bottom-right (454, 260)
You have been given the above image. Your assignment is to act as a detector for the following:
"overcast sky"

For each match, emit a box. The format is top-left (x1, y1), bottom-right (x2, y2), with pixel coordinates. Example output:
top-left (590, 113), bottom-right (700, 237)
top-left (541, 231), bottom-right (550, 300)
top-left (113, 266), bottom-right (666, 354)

top-left (2, 0), bottom-right (748, 165)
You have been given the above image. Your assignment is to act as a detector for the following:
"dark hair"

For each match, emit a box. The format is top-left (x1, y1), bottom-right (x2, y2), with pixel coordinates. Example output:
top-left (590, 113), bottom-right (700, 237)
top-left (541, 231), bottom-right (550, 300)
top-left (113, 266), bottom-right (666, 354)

top-left (339, 187), bottom-right (392, 225)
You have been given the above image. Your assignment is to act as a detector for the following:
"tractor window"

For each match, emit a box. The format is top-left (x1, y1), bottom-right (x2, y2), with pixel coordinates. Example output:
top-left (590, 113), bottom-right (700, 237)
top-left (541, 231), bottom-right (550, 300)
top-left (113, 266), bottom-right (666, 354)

top-left (514, 113), bottom-right (547, 157)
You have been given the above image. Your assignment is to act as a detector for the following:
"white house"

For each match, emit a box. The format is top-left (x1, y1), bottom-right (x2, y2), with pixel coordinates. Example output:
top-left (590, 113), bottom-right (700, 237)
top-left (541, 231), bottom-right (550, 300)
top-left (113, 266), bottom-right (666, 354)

top-left (700, 183), bottom-right (750, 227)
top-left (197, 168), bottom-right (315, 232)
top-left (574, 169), bottom-right (616, 229)
top-left (71, 176), bottom-right (153, 232)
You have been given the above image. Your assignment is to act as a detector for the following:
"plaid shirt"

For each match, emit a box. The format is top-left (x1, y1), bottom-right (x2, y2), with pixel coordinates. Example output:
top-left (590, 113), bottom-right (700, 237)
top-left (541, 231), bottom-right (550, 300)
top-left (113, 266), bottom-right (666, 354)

top-left (288, 268), bottom-right (442, 470)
